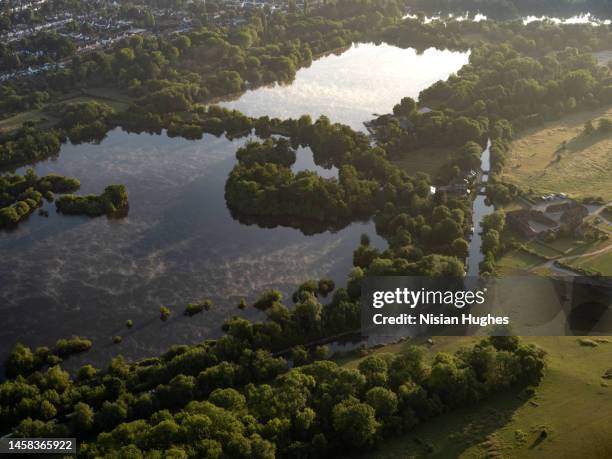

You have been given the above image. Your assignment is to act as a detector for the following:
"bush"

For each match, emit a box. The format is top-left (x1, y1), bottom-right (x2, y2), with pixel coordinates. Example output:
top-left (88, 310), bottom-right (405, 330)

top-left (56, 185), bottom-right (128, 216)
top-left (54, 336), bottom-right (92, 358)
top-left (184, 300), bottom-right (212, 316)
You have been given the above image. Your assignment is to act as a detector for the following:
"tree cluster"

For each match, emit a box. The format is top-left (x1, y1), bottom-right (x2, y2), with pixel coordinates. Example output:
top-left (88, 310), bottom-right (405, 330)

top-left (55, 184), bottom-right (129, 217)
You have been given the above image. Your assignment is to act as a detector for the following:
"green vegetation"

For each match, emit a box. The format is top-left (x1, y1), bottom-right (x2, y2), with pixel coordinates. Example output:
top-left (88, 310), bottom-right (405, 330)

top-left (0, 320), bottom-right (545, 457)
top-left (0, 125), bottom-right (62, 167)
top-left (1, 4), bottom-right (611, 456)
top-left (55, 185), bottom-right (129, 217)
top-left (160, 306), bottom-right (171, 322)
top-left (0, 169), bottom-right (80, 227)
top-left (353, 336), bottom-right (612, 459)
top-left (504, 107), bottom-right (612, 201)
top-left (4, 336), bottom-right (92, 378)
top-left (53, 100), bottom-right (116, 143)
top-left (184, 300), bottom-right (213, 317)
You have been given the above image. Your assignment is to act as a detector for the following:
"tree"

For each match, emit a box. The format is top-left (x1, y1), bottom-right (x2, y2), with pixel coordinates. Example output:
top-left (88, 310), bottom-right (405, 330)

top-left (451, 238), bottom-right (469, 258)
top-left (332, 399), bottom-right (379, 448)
top-left (39, 399), bottom-right (57, 420)
top-left (209, 388), bottom-right (246, 412)
top-left (72, 402), bottom-right (94, 433)
top-left (393, 97), bottom-right (417, 117)
top-left (482, 229), bottom-right (500, 254)
top-left (4, 343), bottom-right (35, 377)
top-left (433, 218), bottom-right (463, 246)
top-left (160, 306), bottom-right (171, 321)
top-left (482, 210), bottom-right (505, 233)
top-left (146, 419), bottom-right (180, 449)
top-left (55, 336), bottom-right (92, 358)
top-left (489, 335), bottom-right (520, 352)
top-left (185, 299), bottom-right (212, 316)
top-left (254, 290), bottom-right (282, 311)
top-left (358, 355), bottom-right (389, 387)
top-left (291, 346), bottom-right (309, 366)
top-left (365, 387), bottom-right (398, 418)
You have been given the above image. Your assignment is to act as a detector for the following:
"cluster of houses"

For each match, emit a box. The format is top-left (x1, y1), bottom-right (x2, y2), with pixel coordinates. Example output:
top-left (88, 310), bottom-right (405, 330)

top-left (0, 20), bottom-right (144, 82)
top-left (1, 3), bottom-right (168, 82)
top-left (506, 199), bottom-right (592, 239)
top-left (0, 0), bottom-right (318, 83)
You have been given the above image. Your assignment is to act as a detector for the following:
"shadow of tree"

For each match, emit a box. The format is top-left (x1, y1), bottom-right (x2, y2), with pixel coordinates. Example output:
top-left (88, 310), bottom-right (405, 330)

top-left (529, 430), bottom-right (548, 449)
top-left (566, 130), bottom-right (610, 153)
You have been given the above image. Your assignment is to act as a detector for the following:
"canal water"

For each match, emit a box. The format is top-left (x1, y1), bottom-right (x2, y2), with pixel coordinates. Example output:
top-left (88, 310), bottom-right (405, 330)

top-left (466, 140), bottom-right (495, 276)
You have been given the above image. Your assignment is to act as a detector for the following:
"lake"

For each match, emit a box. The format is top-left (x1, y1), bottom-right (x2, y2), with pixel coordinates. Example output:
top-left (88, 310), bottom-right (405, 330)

top-left (0, 43), bottom-right (469, 369)
top-left (220, 43), bottom-right (470, 131)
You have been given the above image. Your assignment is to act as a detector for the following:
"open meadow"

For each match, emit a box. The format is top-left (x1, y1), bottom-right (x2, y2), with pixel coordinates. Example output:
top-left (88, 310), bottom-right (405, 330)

top-left (503, 107), bottom-right (612, 201)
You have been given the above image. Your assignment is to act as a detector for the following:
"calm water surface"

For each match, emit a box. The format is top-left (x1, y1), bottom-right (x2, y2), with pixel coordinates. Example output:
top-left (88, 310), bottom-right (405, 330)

top-left (0, 43), bottom-right (469, 369)
top-left (221, 43), bottom-right (470, 131)
top-left (467, 140), bottom-right (494, 277)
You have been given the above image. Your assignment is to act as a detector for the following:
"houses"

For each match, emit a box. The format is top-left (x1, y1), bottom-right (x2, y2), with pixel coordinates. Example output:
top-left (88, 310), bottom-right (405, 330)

top-left (506, 209), bottom-right (558, 238)
top-left (506, 200), bottom-right (591, 239)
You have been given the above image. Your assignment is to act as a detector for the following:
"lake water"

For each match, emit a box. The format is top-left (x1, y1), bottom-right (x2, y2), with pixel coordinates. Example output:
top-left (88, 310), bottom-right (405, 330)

top-left (221, 43), bottom-right (470, 131)
top-left (404, 12), bottom-right (611, 26)
top-left (0, 43), bottom-right (469, 369)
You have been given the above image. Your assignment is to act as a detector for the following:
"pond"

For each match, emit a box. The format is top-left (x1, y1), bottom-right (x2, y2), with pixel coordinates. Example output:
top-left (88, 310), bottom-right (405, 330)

top-left (0, 43), bottom-right (470, 369)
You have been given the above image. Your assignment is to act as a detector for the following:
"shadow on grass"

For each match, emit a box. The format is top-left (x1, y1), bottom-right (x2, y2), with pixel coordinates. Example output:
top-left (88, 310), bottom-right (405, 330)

top-left (355, 389), bottom-right (531, 459)
top-left (566, 129), bottom-right (610, 151)
top-left (529, 431), bottom-right (548, 450)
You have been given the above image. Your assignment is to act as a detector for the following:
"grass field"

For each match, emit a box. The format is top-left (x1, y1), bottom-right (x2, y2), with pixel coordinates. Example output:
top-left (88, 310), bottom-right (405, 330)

top-left (0, 107), bottom-right (53, 132)
top-left (0, 87), bottom-right (130, 133)
top-left (566, 249), bottom-right (612, 274)
top-left (342, 336), bottom-right (612, 459)
top-left (495, 250), bottom-right (548, 275)
top-left (496, 239), bottom-right (612, 276)
top-left (503, 107), bottom-right (612, 201)
top-left (393, 146), bottom-right (450, 177)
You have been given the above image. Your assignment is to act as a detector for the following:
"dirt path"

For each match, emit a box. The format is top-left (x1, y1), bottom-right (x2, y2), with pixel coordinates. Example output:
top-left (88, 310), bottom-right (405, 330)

top-left (557, 242), bottom-right (612, 262)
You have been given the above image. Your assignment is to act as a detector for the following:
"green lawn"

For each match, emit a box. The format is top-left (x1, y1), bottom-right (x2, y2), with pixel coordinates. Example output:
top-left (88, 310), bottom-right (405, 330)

top-left (0, 108), bottom-right (54, 132)
top-left (393, 147), bottom-right (451, 177)
top-left (566, 250), bottom-right (612, 275)
top-left (343, 336), bottom-right (612, 459)
top-left (495, 250), bottom-right (547, 275)
top-left (0, 87), bottom-right (131, 134)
